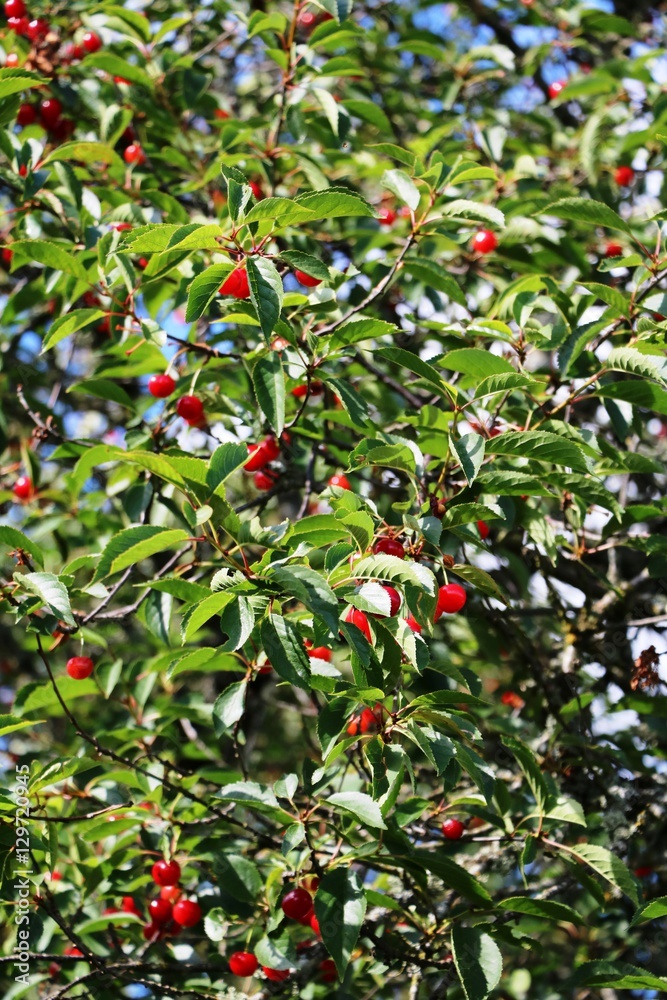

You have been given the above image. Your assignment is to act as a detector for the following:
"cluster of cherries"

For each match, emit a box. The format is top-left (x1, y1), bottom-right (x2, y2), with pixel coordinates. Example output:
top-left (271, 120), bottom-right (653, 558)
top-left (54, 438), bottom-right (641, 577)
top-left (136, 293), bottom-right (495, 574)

top-left (228, 879), bottom-right (336, 983)
top-left (5, 0), bottom-right (104, 140)
top-left (343, 535), bottom-right (469, 643)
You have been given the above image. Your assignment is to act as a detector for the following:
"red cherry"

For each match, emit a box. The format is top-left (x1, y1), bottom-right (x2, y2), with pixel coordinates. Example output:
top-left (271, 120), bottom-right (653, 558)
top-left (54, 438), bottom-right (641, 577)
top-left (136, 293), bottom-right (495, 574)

top-left (220, 266), bottom-right (250, 299)
top-left (501, 691), bottom-right (525, 709)
top-left (26, 17), bottom-right (49, 39)
top-left (310, 913), bottom-right (321, 935)
top-left (614, 165), bottom-right (635, 186)
top-left (4, 0), bottom-right (26, 16)
top-left (142, 923), bottom-right (159, 940)
top-left (320, 959), bottom-right (337, 983)
top-left (137, 257), bottom-right (149, 270)
top-left (148, 898), bottom-right (173, 925)
top-left (254, 470), bottom-right (278, 490)
top-left (159, 885), bottom-right (182, 903)
top-left (378, 207), bottom-right (397, 226)
top-left (328, 473), bottom-right (351, 490)
top-left (63, 946), bottom-right (83, 958)
top-left (148, 374), bottom-right (176, 399)
top-left (359, 706), bottom-right (380, 734)
top-left (281, 887), bottom-right (313, 921)
top-left (471, 229), bottom-right (498, 254)
top-left (214, 108), bottom-right (230, 120)
top-left (244, 436), bottom-right (280, 472)
top-left (39, 98), bottom-right (63, 129)
top-left (434, 583), bottom-right (467, 620)
top-left (295, 905), bottom-right (315, 926)
top-left (18, 164), bottom-right (27, 177)
top-left (2, 247), bottom-right (13, 266)
top-left (111, 222), bottom-right (133, 232)
top-left (604, 243), bottom-right (624, 258)
top-left (371, 584), bottom-right (400, 618)
top-left (48, 962), bottom-right (61, 976)
top-left (12, 475), bottom-right (33, 500)
top-left (17, 103), bottom-right (36, 126)
top-left (71, 44), bottom-right (84, 60)
top-left (229, 951), bottom-right (258, 977)
top-left (114, 76), bottom-right (130, 84)
top-left (548, 79), bottom-right (567, 100)
top-left (404, 614), bottom-right (422, 634)
top-left (309, 646), bottom-right (332, 661)
top-left (303, 875), bottom-right (320, 892)
top-left (172, 899), bottom-right (201, 927)
top-left (442, 818), bottom-right (465, 840)
top-left (346, 716), bottom-right (359, 736)
top-left (298, 10), bottom-right (317, 28)
top-left (151, 860), bottom-right (181, 886)
top-left (477, 520), bottom-right (490, 540)
top-left (124, 143), bottom-right (146, 166)
top-left (66, 656), bottom-right (94, 680)
top-left (121, 896), bottom-right (142, 915)
top-left (176, 396), bottom-right (204, 422)
top-left (345, 608), bottom-right (372, 642)
top-left (263, 967), bottom-right (291, 982)
top-left (373, 537), bottom-right (405, 559)
top-left (294, 269), bottom-right (322, 287)
top-left (5, 51), bottom-right (20, 64)
top-left (82, 31), bottom-right (102, 53)
top-left (634, 866), bottom-right (653, 878)
top-left (249, 180), bottom-right (263, 200)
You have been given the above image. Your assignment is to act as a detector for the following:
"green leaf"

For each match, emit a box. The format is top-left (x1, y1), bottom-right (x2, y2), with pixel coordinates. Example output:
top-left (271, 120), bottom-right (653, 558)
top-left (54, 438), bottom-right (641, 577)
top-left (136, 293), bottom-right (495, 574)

top-left (69, 378), bottom-right (135, 410)
top-left (451, 433), bottom-right (485, 485)
top-left (327, 791), bottom-right (387, 829)
top-left (409, 849), bottom-right (493, 904)
top-left (0, 68), bottom-right (45, 100)
top-left (9, 239), bottom-right (88, 280)
top-left (440, 349), bottom-right (515, 379)
top-left (452, 925), bottom-right (503, 1000)
top-left (545, 197), bottom-right (630, 233)
top-left (485, 431), bottom-right (588, 471)
top-left (185, 263), bottom-right (234, 322)
top-left (596, 379), bottom-right (667, 415)
top-left (181, 591), bottom-right (235, 643)
top-left (243, 197), bottom-right (316, 228)
top-left (343, 99), bottom-right (391, 132)
top-left (376, 346), bottom-right (450, 396)
top-left (442, 200), bottom-right (504, 228)
top-left (260, 615), bottom-right (312, 690)
top-left (93, 527), bottom-right (190, 583)
top-left (278, 250), bottom-right (330, 281)
top-left (206, 443), bottom-right (249, 491)
top-left (212, 853), bottom-right (262, 901)
top-left (212, 680), bottom-right (247, 736)
top-left (582, 282), bottom-right (629, 316)
top-left (20, 573), bottom-right (75, 626)
top-left (269, 565), bottom-right (340, 633)
top-left (329, 317), bottom-right (398, 348)
top-left (42, 309), bottom-right (108, 352)
top-left (473, 372), bottom-right (539, 399)
top-left (382, 168), bottom-right (420, 210)
top-left (403, 258), bottom-right (466, 306)
top-left (0, 714), bottom-right (45, 737)
top-left (631, 896), bottom-right (667, 925)
top-left (0, 526), bottom-right (44, 568)
top-left (43, 140), bottom-right (124, 169)
top-left (247, 257), bottom-right (284, 339)
top-left (497, 897), bottom-right (584, 924)
top-left (569, 960), bottom-right (667, 993)
top-left (294, 186), bottom-right (376, 219)
top-left (83, 51), bottom-right (154, 87)
top-left (314, 868), bottom-right (367, 979)
top-left (252, 353), bottom-right (285, 436)
top-left (606, 347), bottom-right (667, 384)
top-left (561, 843), bottom-right (641, 905)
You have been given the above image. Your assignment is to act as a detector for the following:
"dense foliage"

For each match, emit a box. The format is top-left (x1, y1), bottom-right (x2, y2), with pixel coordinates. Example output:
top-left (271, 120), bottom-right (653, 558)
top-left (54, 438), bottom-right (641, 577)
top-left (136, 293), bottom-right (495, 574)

top-left (1, 1), bottom-right (667, 998)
